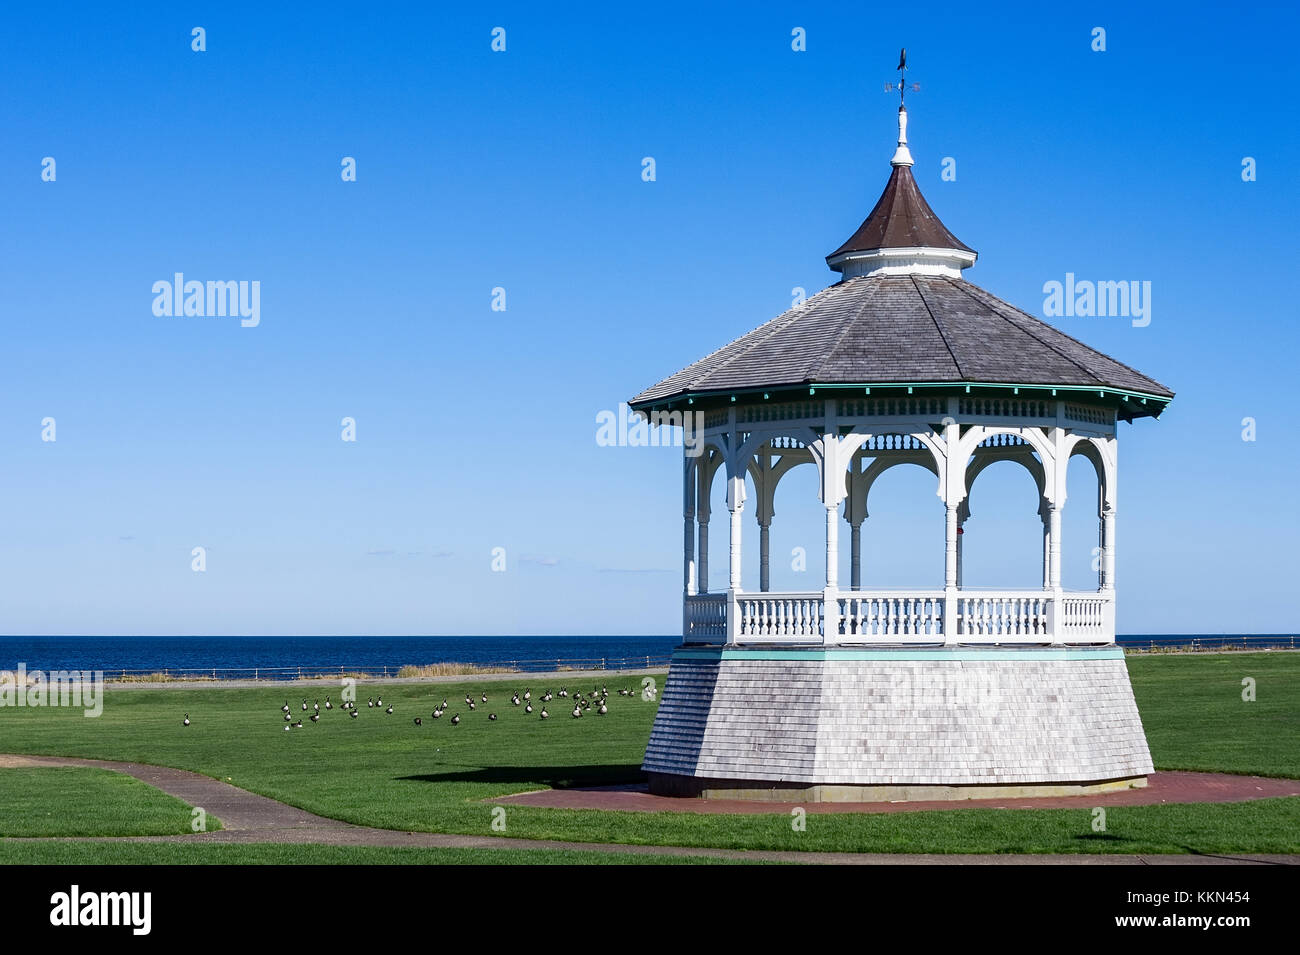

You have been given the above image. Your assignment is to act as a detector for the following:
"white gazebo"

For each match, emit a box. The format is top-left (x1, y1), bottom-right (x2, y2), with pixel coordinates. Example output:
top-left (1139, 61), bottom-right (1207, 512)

top-left (629, 97), bottom-right (1173, 801)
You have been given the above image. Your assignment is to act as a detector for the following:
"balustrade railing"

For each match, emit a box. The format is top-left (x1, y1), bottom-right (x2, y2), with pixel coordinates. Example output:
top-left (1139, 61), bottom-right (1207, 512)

top-left (684, 593), bottom-right (727, 642)
top-left (736, 592), bottom-right (825, 642)
top-left (838, 592), bottom-right (945, 640)
top-left (956, 591), bottom-right (1051, 641)
top-left (685, 589), bottom-right (1115, 645)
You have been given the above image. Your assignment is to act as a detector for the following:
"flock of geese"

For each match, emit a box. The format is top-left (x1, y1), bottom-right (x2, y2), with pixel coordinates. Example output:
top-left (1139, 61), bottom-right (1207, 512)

top-left (181, 684), bottom-right (642, 730)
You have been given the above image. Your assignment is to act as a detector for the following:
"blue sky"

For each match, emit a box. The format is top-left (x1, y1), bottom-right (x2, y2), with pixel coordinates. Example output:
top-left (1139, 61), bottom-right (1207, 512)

top-left (1, 2), bottom-right (1295, 635)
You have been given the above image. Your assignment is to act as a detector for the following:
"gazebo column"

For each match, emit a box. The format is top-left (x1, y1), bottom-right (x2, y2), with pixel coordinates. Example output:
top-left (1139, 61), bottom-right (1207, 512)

top-left (849, 521), bottom-right (863, 590)
top-left (683, 457), bottom-right (697, 599)
top-left (696, 457), bottom-right (711, 593)
top-left (941, 412), bottom-right (961, 644)
top-left (758, 518), bottom-right (771, 592)
top-left (816, 420), bottom-right (844, 643)
top-left (1047, 505), bottom-right (1063, 589)
top-left (1041, 514), bottom-right (1051, 589)
top-left (725, 470), bottom-right (746, 642)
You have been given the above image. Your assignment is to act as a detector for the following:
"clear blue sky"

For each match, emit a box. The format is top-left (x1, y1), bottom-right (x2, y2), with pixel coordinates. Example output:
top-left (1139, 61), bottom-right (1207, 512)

top-left (1, 2), bottom-right (1295, 636)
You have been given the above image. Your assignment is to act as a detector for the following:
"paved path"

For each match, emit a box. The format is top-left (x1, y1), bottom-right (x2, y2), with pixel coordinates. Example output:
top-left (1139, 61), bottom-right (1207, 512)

top-left (491, 771), bottom-right (1300, 814)
top-left (3, 755), bottom-right (1295, 866)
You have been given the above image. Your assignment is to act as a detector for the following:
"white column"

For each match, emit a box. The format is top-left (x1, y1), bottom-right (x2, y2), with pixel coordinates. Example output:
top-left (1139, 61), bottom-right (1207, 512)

top-left (944, 503), bottom-right (959, 589)
top-left (683, 459), bottom-right (696, 598)
top-left (817, 414), bottom-right (841, 643)
top-left (1101, 506), bottom-right (1116, 590)
top-left (1048, 505), bottom-right (1063, 589)
top-left (696, 459), bottom-right (710, 594)
top-left (725, 470), bottom-right (745, 643)
top-left (956, 522), bottom-right (964, 589)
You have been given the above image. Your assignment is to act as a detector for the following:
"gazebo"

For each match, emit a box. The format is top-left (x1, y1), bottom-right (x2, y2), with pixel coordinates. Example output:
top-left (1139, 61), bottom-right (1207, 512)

top-left (628, 99), bottom-right (1174, 801)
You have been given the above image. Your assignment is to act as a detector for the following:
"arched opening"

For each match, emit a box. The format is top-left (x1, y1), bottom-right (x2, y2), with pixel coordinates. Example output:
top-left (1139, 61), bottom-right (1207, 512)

top-left (1062, 451), bottom-right (1105, 592)
top-left (758, 456), bottom-right (824, 593)
top-left (960, 457), bottom-right (1045, 589)
top-left (856, 460), bottom-right (943, 589)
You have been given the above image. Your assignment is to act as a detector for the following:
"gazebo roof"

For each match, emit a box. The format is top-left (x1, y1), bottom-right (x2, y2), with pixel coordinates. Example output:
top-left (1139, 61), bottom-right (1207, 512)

top-left (630, 106), bottom-right (1173, 421)
top-left (629, 274), bottom-right (1173, 416)
top-left (827, 163), bottom-right (975, 263)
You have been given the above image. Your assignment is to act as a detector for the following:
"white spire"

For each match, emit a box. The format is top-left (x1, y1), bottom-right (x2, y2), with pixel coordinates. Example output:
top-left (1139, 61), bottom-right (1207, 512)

top-left (891, 106), bottom-right (914, 167)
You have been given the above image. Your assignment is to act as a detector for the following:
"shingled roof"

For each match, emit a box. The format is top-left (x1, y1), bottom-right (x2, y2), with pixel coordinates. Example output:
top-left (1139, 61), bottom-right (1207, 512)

top-left (629, 274), bottom-right (1174, 413)
top-left (630, 106), bottom-right (1172, 421)
top-left (828, 164), bottom-right (975, 261)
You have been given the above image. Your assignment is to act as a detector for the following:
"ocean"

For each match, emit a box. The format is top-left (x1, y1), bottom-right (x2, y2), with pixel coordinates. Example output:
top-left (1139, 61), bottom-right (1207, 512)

top-left (0, 633), bottom-right (1292, 681)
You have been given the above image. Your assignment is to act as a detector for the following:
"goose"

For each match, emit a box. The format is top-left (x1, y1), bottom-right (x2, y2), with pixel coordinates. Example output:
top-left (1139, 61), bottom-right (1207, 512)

top-left (376, 697), bottom-right (383, 707)
top-left (325, 697), bottom-right (333, 710)
top-left (284, 712), bottom-right (292, 722)
top-left (313, 700), bottom-right (320, 713)
top-left (301, 700), bottom-right (308, 711)
top-left (440, 698), bottom-right (448, 710)
top-left (572, 705), bottom-right (582, 718)
top-left (525, 702), bottom-right (533, 714)
top-left (294, 720), bottom-right (303, 728)
top-left (481, 693), bottom-right (488, 704)
top-left (385, 705), bottom-right (393, 715)
top-left (284, 724), bottom-right (291, 731)
top-left (488, 713), bottom-right (497, 721)
top-left (468, 701), bottom-right (476, 710)
top-left (558, 687), bottom-right (568, 698)
top-left (413, 717), bottom-right (422, 726)
top-left (367, 698), bottom-right (375, 708)
top-left (542, 691), bottom-right (552, 702)
top-left (450, 714), bottom-right (461, 726)
top-left (182, 714), bottom-right (190, 726)
top-left (598, 702), bottom-right (608, 715)
top-left (540, 707), bottom-right (549, 719)
top-left (465, 694), bottom-right (473, 706)
top-left (511, 694), bottom-right (520, 706)
top-left (310, 712), bottom-right (320, 723)
top-left (432, 709), bottom-right (442, 719)
top-left (349, 709), bottom-right (359, 719)
top-left (523, 689), bottom-right (531, 701)
top-left (282, 701), bottom-right (291, 713)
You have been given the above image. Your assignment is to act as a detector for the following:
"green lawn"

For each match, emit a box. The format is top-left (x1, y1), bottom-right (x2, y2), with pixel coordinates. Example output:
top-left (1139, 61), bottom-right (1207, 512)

top-left (0, 767), bottom-right (211, 837)
top-left (1132, 651), bottom-right (1300, 778)
top-left (0, 842), bottom-right (756, 865)
top-left (0, 655), bottom-right (1295, 855)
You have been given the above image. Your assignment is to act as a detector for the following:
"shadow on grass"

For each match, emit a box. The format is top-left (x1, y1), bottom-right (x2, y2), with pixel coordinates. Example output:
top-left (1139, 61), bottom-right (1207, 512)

top-left (1072, 833), bottom-right (1133, 843)
top-left (397, 764), bottom-right (645, 789)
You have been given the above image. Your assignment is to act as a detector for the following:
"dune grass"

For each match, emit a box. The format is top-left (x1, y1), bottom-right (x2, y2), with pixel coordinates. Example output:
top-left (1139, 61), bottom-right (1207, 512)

top-left (0, 655), bottom-right (1295, 855)
top-left (0, 767), bottom-right (211, 837)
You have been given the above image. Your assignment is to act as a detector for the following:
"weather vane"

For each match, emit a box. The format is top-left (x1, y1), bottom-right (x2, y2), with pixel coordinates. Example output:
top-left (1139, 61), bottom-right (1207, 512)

top-left (884, 47), bottom-right (920, 105)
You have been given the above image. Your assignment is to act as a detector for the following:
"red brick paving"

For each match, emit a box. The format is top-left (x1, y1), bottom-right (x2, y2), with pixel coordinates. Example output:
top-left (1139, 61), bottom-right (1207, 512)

top-left (489, 771), bottom-right (1300, 814)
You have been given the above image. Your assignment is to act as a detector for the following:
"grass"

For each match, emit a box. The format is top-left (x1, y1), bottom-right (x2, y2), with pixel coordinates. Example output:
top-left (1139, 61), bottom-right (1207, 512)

top-left (0, 841), bottom-right (758, 865)
top-left (395, 663), bottom-right (513, 677)
top-left (0, 767), bottom-right (213, 837)
top-left (0, 655), bottom-right (1295, 855)
top-left (110, 673), bottom-right (218, 683)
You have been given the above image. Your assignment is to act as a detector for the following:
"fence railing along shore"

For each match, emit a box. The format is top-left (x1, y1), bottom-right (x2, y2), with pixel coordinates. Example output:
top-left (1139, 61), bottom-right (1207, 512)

top-left (1122, 635), bottom-right (1297, 653)
top-left (104, 654), bottom-right (673, 683)
top-left (94, 636), bottom-right (1297, 683)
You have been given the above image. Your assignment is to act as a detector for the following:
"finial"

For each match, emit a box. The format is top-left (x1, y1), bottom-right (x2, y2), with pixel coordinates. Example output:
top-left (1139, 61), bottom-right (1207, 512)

top-left (887, 48), bottom-right (916, 167)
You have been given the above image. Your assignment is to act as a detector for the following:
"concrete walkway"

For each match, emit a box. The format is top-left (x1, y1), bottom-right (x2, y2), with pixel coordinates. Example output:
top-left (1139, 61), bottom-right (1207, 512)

top-left (3, 754), bottom-right (1295, 865)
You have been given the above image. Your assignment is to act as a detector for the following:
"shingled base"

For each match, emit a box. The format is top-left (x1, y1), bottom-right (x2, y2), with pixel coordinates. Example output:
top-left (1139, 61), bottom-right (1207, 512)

top-left (642, 646), bottom-right (1153, 802)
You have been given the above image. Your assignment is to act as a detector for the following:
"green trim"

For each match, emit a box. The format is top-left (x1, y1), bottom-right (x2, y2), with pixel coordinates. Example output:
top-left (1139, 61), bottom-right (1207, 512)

top-left (633, 380), bottom-right (1172, 416)
top-left (673, 646), bottom-right (1124, 662)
